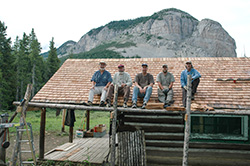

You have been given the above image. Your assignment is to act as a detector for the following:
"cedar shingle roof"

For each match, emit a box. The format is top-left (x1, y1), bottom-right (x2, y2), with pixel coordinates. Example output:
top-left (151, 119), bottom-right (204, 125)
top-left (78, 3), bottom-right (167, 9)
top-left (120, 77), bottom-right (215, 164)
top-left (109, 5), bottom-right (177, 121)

top-left (32, 57), bottom-right (250, 109)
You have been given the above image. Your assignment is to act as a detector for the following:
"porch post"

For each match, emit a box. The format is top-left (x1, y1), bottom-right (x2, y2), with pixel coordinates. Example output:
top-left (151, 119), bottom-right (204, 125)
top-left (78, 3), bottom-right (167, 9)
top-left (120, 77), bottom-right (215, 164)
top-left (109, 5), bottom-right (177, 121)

top-left (182, 74), bottom-right (192, 166)
top-left (111, 84), bottom-right (118, 166)
top-left (39, 108), bottom-right (46, 160)
top-left (61, 109), bottom-right (66, 132)
top-left (0, 114), bottom-right (9, 164)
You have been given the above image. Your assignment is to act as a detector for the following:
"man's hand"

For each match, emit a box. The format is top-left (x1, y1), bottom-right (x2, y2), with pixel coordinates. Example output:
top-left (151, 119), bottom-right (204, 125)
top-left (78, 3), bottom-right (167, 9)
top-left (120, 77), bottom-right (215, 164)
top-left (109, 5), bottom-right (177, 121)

top-left (163, 88), bottom-right (169, 95)
top-left (121, 83), bottom-right (126, 88)
top-left (91, 86), bottom-right (95, 90)
top-left (183, 86), bottom-right (187, 90)
top-left (139, 87), bottom-right (145, 93)
top-left (104, 87), bottom-right (108, 91)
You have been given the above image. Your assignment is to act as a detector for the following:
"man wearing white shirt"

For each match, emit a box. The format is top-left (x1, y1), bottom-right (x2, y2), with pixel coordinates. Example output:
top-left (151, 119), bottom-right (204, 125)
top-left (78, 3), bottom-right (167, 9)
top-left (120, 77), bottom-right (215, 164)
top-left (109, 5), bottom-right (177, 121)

top-left (106, 64), bottom-right (132, 108)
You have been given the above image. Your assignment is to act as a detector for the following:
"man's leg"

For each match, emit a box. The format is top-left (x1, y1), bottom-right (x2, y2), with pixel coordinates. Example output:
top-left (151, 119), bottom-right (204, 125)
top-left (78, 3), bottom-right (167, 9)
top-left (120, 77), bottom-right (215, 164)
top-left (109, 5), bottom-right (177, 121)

top-left (143, 86), bottom-right (152, 103)
top-left (192, 78), bottom-right (200, 95)
top-left (157, 88), bottom-right (165, 103)
top-left (182, 87), bottom-right (187, 107)
top-left (141, 86), bottom-right (152, 109)
top-left (191, 78), bottom-right (200, 100)
top-left (88, 87), bottom-right (102, 103)
top-left (100, 86), bottom-right (107, 103)
top-left (123, 86), bottom-right (130, 103)
top-left (132, 86), bottom-right (139, 103)
top-left (164, 89), bottom-right (173, 108)
top-left (106, 84), bottom-right (114, 102)
top-left (88, 87), bottom-right (101, 102)
top-left (132, 86), bottom-right (139, 108)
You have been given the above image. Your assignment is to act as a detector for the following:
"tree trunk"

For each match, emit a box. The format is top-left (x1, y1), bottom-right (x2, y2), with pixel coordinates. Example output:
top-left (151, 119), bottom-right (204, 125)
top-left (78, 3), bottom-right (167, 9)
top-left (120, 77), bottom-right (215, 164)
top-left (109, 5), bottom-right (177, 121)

top-left (32, 64), bottom-right (36, 97)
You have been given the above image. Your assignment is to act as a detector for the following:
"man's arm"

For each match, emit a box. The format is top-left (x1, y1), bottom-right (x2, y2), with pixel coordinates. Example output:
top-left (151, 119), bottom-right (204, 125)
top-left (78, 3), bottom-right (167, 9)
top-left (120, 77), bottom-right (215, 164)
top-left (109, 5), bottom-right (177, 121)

top-left (156, 73), bottom-right (163, 90)
top-left (104, 82), bottom-right (111, 91)
top-left (90, 71), bottom-right (97, 89)
top-left (135, 82), bottom-right (142, 89)
top-left (180, 71), bottom-right (186, 88)
top-left (192, 69), bottom-right (201, 80)
top-left (169, 82), bottom-right (174, 89)
top-left (157, 81), bottom-right (164, 90)
top-left (125, 73), bottom-right (132, 87)
top-left (91, 81), bottom-right (96, 89)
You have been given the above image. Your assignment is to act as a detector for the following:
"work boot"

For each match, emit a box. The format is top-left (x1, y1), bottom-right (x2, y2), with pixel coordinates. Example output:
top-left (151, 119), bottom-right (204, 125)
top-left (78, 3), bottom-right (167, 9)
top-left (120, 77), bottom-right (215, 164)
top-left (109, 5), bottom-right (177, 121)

top-left (99, 101), bottom-right (105, 107)
top-left (87, 101), bottom-right (93, 106)
top-left (106, 99), bottom-right (111, 107)
top-left (123, 102), bottom-right (128, 108)
top-left (141, 102), bottom-right (147, 109)
top-left (131, 101), bottom-right (137, 108)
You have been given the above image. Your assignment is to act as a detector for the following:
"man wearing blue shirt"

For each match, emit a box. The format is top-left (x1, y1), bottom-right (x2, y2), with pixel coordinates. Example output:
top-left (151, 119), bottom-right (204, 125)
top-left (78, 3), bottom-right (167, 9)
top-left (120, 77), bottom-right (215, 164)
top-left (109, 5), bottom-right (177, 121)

top-left (180, 61), bottom-right (201, 107)
top-left (88, 61), bottom-right (112, 107)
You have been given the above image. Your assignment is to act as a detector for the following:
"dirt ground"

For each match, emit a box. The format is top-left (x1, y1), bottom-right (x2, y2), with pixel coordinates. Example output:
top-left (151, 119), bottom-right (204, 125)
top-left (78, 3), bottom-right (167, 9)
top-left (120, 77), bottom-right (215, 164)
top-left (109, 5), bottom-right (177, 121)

top-left (5, 131), bottom-right (69, 162)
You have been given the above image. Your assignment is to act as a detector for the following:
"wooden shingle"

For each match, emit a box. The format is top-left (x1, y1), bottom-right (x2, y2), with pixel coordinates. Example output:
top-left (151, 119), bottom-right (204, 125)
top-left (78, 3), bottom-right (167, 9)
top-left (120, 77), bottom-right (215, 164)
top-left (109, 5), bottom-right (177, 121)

top-left (32, 57), bottom-right (250, 110)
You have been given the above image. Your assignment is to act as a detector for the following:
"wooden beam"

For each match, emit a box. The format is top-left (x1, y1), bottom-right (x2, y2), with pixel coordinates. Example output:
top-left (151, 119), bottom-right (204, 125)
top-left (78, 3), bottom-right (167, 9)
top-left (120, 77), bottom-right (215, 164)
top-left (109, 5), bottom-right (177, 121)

top-left (12, 101), bottom-right (250, 115)
top-left (39, 108), bottom-right (46, 160)
top-left (26, 106), bottom-right (42, 112)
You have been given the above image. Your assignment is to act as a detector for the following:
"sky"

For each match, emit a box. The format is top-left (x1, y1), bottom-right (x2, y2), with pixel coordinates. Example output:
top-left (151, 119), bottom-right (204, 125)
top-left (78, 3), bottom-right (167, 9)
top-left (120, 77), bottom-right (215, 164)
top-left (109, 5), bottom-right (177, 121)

top-left (0, 0), bottom-right (249, 57)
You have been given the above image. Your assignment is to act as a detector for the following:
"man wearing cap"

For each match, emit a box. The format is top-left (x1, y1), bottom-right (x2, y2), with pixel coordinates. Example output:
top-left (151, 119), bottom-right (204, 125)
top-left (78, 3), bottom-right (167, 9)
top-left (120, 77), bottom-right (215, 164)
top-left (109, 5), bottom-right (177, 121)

top-left (88, 61), bottom-right (112, 107)
top-left (156, 64), bottom-right (175, 108)
top-left (132, 63), bottom-right (154, 109)
top-left (106, 64), bottom-right (132, 108)
top-left (180, 61), bottom-right (201, 107)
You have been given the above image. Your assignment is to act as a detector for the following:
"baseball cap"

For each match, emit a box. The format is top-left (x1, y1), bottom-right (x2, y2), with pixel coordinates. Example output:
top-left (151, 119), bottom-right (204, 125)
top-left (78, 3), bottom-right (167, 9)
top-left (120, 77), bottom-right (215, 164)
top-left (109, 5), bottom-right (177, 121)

top-left (162, 64), bottom-right (168, 68)
top-left (118, 64), bottom-right (124, 68)
top-left (142, 63), bottom-right (148, 67)
top-left (186, 61), bottom-right (192, 64)
top-left (99, 61), bottom-right (106, 65)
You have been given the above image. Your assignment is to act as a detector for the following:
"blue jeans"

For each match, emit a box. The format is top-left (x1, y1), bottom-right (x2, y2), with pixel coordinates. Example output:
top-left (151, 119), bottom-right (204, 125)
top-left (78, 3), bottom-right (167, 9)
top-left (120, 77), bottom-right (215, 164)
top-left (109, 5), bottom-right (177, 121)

top-left (132, 86), bottom-right (152, 103)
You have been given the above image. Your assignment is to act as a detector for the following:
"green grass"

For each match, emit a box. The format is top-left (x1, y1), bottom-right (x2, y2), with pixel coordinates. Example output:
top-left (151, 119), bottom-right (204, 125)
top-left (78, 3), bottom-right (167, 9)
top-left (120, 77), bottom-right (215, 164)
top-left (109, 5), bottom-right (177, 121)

top-left (3, 109), bottom-right (110, 135)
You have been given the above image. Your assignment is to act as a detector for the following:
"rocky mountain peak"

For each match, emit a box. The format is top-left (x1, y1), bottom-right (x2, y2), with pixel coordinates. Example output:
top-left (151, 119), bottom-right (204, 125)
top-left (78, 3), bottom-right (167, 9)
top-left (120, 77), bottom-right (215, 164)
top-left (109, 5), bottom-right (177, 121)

top-left (47, 8), bottom-right (236, 59)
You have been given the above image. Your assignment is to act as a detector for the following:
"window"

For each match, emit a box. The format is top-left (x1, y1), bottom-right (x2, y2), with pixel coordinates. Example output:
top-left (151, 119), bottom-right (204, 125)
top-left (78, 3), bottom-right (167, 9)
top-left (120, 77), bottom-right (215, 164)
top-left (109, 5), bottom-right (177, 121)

top-left (191, 114), bottom-right (248, 141)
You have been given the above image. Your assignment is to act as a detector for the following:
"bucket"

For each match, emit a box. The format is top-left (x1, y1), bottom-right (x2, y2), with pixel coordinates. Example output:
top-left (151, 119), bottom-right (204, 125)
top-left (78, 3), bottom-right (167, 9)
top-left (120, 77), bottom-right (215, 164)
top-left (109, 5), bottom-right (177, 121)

top-left (76, 130), bottom-right (84, 138)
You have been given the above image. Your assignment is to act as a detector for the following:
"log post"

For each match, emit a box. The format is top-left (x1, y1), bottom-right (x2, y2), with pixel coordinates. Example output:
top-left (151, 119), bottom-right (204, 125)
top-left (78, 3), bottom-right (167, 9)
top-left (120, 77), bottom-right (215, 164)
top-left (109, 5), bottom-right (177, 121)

top-left (39, 108), bottom-right (46, 160)
top-left (61, 109), bottom-right (66, 132)
top-left (0, 114), bottom-right (9, 164)
top-left (86, 110), bottom-right (90, 130)
top-left (111, 84), bottom-right (118, 166)
top-left (182, 75), bottom-right (192, 166)
top-left (68, 109), bottom-right (74, 143)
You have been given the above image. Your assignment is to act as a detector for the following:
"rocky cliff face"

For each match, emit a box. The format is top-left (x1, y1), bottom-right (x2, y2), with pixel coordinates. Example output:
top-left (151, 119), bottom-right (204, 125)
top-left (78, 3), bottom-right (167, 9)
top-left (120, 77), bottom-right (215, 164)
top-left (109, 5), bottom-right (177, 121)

top-left (61, 8), bottom-right (236, 58)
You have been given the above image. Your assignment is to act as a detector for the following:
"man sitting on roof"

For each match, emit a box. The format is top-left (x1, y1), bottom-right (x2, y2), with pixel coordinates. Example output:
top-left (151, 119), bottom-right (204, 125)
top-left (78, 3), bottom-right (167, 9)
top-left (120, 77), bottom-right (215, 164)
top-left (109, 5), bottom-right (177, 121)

top-left (180, 61), bottom-right (201, 107)
top-left (88, 61), bottom-right (112, 107)
top-left (132, 63), bottom-right (154, 109)
top-left (156, 64), bottom-right (175, 108)
top-left (106, 64), bottom-right (132, 108)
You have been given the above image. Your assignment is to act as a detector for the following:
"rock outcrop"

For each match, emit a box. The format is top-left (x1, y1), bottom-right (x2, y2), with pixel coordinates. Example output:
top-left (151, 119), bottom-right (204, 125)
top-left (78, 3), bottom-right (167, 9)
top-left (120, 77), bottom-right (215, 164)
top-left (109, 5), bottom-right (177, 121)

top-left (56, 8), bottom-right (236, 58)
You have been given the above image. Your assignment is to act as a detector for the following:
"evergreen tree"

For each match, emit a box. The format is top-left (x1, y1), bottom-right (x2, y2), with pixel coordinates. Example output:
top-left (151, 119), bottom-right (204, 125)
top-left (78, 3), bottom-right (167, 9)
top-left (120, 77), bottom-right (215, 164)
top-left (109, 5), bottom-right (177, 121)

top-left (0, 21), bottom-right (16, 110)
top-left (0, 52), bottom-right (3, 107)
top-left (47, 37), bottom-right (60, 79)
top-left (12, 36), bottom-right (20, 100)
top-left (15, 32), bottom-right (31, 100)
top-left (29, 28), bottom-right (44, 97)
